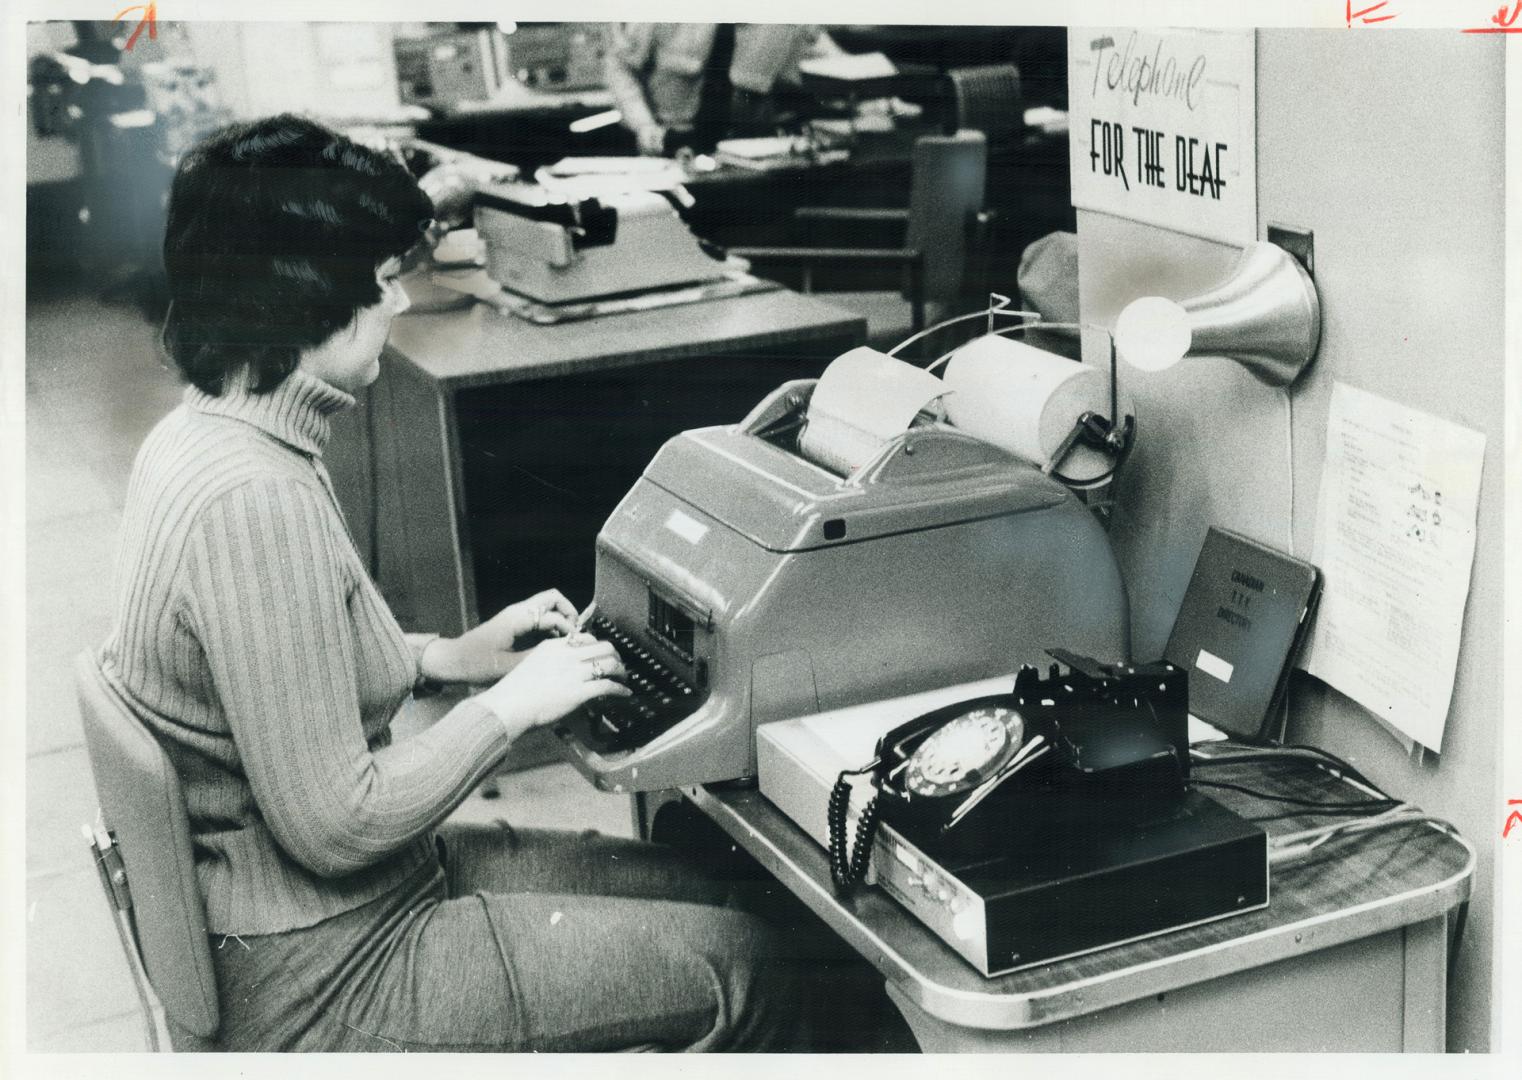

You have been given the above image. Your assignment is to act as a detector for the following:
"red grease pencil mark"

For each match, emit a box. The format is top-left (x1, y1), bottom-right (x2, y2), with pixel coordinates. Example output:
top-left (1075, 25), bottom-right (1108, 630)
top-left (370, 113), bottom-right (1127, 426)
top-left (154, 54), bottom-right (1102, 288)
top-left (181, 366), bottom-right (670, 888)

top-left (1347, 2), bottom-right (1398, 26)
top-left (112, 3), bottom-right (158, 51)
top-left (1505, 800), bottom-right (1522, 839)
top-left (1463, 0), bottom-right (1522, 31)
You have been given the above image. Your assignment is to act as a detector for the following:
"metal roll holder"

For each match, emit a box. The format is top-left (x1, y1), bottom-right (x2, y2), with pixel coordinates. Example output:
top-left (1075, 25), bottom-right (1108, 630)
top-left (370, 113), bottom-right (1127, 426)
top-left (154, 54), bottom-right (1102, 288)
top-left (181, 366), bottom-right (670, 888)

top-left (891, 295), bottom-right (1137, 517)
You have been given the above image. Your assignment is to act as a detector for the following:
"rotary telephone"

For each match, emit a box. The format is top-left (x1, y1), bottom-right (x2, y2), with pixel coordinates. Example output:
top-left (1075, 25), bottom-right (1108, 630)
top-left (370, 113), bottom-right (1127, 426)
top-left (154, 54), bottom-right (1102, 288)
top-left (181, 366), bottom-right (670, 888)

top-left (827, 651), bottom-right (1190, 891)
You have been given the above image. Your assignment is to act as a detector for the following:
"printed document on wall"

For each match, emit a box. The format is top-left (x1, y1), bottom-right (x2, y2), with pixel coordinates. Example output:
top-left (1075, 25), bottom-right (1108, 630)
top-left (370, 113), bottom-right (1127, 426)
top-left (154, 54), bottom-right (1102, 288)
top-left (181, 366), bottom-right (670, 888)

top-left (1303, 382), bottom-right (1485, 752)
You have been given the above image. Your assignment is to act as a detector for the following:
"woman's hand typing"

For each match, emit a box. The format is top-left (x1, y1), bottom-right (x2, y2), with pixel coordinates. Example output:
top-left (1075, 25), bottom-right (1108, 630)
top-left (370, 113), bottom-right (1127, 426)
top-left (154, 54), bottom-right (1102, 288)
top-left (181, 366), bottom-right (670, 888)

top-left (476, 635), bottom-right (631, 741)
top-left (420, 590), bottom-right (580, 685)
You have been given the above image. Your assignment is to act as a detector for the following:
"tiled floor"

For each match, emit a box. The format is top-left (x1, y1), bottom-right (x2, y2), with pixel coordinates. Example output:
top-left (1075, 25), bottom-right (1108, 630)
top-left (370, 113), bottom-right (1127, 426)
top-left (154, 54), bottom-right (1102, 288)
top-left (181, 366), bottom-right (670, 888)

top-left (24, 287), bottom-right (634, 1052)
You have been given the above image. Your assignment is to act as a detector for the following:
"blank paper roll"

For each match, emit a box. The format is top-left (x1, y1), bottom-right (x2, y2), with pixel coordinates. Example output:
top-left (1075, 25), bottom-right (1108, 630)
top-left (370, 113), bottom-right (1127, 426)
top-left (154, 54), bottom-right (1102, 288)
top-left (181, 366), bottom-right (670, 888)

top-left (942, 335), bottom-right (1124, 483)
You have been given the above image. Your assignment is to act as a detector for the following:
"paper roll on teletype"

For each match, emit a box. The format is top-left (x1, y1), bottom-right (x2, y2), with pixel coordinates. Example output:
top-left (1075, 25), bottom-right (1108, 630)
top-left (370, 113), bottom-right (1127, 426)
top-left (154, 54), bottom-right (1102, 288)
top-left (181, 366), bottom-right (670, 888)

top-left (941, 335), bottom-right (1134, 485)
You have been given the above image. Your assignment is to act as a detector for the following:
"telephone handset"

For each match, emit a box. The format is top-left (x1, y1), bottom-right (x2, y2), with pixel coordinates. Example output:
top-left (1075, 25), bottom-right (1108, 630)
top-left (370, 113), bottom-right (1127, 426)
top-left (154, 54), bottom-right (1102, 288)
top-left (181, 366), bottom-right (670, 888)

top-left (827, 695), bottom-right (1053, 890)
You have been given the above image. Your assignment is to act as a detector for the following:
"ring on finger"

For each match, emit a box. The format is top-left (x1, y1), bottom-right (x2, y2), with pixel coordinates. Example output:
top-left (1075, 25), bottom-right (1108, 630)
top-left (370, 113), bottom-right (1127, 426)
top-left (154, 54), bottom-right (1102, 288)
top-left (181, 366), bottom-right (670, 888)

top-left (590, 658), bottom-right (607, 679)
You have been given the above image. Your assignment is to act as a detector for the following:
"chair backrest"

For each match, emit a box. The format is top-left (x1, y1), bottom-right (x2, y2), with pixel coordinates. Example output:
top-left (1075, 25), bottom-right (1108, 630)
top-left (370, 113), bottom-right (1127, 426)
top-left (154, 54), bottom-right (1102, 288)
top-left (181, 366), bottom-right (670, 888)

top-left (904, 130), bottom-right (988, 306)
top-left (946, 63), bottom-right (1025, 150)
top-left (75, 651), bottom-right (220, 1039)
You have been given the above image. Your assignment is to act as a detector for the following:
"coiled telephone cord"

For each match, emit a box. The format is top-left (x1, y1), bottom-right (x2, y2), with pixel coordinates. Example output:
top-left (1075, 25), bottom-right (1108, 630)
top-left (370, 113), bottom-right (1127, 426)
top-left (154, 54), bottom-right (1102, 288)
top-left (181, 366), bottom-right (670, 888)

top-left (828, 771), bottom-right (882, 892)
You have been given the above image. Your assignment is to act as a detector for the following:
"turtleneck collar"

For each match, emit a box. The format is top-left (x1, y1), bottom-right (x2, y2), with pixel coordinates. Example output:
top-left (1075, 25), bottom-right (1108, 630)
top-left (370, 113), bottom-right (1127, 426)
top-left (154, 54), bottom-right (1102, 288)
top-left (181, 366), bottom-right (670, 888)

top-left (185, 365), bottom-right (356, 457)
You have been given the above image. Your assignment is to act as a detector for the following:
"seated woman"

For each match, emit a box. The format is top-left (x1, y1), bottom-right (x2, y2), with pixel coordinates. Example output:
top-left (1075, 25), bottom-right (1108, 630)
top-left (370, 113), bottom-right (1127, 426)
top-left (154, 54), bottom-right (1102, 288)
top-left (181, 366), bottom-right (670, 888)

top-left (98, 113), bottom-right (799, 1052)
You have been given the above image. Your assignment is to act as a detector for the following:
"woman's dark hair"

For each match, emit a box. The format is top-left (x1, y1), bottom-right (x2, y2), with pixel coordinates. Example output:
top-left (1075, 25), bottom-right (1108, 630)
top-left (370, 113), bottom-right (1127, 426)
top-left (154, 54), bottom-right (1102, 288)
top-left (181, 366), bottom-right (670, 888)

top-left (161, 113), bottom-right (433, 395)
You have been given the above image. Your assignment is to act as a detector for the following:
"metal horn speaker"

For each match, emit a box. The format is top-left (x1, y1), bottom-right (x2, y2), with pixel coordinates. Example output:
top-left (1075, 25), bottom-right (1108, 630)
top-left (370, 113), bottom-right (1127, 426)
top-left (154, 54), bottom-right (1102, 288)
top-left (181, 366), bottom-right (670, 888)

top-left (1180, 241), bottom-right (1322, 387)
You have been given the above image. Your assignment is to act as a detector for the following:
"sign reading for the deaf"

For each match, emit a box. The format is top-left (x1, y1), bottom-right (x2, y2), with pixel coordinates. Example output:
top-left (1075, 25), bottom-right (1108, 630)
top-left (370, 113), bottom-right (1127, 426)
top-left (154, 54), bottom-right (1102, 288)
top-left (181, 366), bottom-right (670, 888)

top-left (1068, 28), bottom-right (1256, 245)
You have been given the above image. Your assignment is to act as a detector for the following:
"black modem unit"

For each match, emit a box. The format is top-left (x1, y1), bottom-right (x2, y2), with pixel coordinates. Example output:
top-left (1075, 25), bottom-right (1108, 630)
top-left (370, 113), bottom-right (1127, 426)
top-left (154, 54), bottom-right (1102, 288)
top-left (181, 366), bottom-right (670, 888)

top-left (874, 790), bottom-right (1269, 976)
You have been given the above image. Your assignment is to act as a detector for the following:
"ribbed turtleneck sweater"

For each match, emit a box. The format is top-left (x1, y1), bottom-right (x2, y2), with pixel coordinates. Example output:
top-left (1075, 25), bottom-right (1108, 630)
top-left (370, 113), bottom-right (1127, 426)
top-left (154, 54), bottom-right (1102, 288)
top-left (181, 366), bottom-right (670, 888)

top-left (100, 366), bottom-right (511, 935)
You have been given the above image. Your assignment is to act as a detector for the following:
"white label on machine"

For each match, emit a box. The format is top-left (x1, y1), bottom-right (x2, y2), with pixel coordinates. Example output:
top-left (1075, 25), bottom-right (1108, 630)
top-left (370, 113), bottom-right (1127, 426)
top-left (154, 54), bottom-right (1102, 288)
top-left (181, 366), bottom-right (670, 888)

top-left (664, 508), bottom-right (708, 544)
top-left (1196, 648), bottom-right (1234, 684)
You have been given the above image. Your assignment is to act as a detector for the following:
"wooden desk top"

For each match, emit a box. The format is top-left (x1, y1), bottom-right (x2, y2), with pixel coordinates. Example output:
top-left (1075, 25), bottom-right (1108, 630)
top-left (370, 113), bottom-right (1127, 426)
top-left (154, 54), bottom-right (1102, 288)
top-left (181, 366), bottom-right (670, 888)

top-left (689, 750), bottom-right (1474, 1032)
top-left (385, 289), bottom-right (864, 392)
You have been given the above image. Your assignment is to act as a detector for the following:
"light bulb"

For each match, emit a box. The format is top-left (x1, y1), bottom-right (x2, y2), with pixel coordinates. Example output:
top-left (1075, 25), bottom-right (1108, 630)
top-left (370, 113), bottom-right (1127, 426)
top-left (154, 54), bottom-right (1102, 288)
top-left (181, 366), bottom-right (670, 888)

top-left (1115, 296), bottom-right (1191, 373)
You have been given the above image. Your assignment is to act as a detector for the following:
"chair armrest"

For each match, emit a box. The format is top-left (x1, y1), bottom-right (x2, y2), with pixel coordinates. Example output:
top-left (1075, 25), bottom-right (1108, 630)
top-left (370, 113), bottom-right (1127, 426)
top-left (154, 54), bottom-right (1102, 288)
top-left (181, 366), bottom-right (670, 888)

top-left (793, 207), bottom-right (911, 224)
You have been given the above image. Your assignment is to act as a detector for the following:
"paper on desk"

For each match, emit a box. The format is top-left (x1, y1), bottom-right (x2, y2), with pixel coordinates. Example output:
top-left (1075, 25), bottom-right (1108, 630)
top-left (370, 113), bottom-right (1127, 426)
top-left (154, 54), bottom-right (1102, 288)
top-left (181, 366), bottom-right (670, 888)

top-left (1188, 714), bottom-right (1229, 744)
top-left (542, 156), bottom-right (679, 175)
top-left (713, 136), bottom-right (808, 160)
top-left (534, 157), bottom-right (690, 200)
top-left (797, 347), bottom-right (949, 476)
top-left (1302, 382), bottom-right (1486, 753)
top-left (798, 51), bottom-right (898, 81)
top-left (1023, 106), bottom-right (1070, 135)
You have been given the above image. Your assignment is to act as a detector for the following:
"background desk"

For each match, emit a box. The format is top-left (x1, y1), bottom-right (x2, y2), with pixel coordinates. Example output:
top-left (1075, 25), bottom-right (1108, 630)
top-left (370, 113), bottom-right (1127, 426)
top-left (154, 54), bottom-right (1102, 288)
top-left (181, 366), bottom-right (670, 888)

top-left (329, 289), bottom-right (863, 637)
top-left (410, 105), bottom-right (1074, 300)
top-left (685, 127), bottom-right (1074, 301)
top-left (683, 754), bottom-right (1473, 1052)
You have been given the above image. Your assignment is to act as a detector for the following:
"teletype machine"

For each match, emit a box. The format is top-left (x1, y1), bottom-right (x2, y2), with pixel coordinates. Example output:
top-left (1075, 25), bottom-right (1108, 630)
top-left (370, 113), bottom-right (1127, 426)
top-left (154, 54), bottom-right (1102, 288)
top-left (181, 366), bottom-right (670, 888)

top-left (554, 328), bottom-right (1139, 793)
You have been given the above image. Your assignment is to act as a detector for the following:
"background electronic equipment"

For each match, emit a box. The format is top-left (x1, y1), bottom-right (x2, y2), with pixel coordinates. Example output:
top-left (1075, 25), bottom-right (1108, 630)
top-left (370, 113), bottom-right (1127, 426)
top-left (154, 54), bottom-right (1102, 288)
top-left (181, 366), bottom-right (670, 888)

top-left (501, 23), bottom-right (606, 91)
top-left (394, 28), bottom-right (510, 109)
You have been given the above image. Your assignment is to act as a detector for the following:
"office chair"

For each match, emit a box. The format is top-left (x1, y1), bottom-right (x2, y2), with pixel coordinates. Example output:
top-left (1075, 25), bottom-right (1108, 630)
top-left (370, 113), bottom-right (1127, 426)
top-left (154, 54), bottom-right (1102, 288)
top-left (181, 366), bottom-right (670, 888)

top-left (944, 62), bottom-right (1075, 322)
top-left (75, 651), bottom-right (220, 1052)
top-left (728, 130), bottom-right (991, 352)
top-left (945, 64), bottom-right (1024, 152)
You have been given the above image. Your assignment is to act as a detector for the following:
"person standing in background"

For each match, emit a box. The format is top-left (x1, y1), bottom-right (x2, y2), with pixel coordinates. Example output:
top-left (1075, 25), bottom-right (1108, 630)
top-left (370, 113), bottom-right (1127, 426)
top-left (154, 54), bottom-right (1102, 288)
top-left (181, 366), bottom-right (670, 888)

top-left (604, 23), bottom-right (840, 155)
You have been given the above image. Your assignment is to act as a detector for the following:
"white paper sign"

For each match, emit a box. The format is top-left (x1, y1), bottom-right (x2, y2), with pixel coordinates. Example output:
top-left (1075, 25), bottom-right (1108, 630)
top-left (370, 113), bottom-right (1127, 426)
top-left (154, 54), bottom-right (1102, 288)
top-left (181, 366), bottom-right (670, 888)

top-left (1068, 28), bottom-right (1256, 245)
top-left (1303, 382), bottom-right (1486, 753)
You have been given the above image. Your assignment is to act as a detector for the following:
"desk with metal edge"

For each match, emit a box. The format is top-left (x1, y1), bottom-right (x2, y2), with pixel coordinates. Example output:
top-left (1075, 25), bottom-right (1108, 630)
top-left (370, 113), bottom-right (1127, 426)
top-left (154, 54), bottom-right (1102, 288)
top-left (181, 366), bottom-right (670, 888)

top-left (683, 754), bottom-right (1474, 1052)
